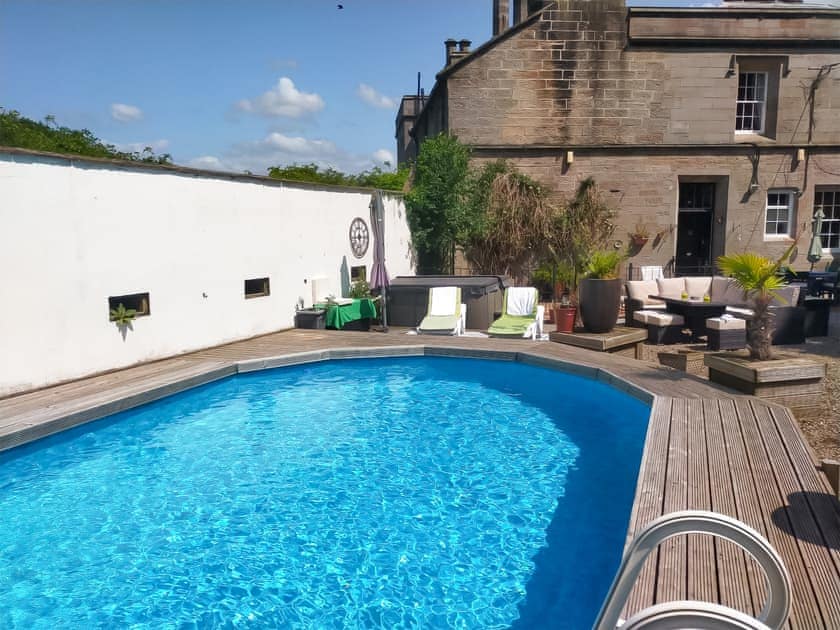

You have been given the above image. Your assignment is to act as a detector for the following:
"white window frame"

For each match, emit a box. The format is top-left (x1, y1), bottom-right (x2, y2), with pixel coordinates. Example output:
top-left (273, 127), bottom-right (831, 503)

top-left (814, 187), bottom-right (840, 252)
top-left (735, 71), bottom-right (767, 135)
top-left (764, 189), bottom-right (795, 240)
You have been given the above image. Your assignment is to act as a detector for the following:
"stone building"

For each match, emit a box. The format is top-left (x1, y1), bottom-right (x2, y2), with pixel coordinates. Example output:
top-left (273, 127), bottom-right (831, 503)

top-left (396, 0), bottom-right (840, 276)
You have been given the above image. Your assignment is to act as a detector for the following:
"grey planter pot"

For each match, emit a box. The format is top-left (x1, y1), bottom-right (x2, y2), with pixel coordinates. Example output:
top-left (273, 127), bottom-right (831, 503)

top-left (578, 278), bottom-right (622, 333)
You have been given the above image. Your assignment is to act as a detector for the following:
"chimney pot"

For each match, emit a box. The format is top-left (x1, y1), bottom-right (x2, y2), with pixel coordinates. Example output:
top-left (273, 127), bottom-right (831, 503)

top-left (444, 39), bottom-right (458, 66)
top-left (458, 39), bottom-right (472, 52)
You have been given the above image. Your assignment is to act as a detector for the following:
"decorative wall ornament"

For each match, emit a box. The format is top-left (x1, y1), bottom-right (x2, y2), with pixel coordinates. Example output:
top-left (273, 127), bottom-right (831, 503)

top-left (349, 217), bottom-right (370, 258)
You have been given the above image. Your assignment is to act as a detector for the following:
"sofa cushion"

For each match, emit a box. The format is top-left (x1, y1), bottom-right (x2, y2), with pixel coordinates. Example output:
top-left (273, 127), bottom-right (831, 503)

top-left (626, 280), bottom-right (663, 306)
top-left (645, 312), bottom-right (685, 326)
top-left (684, 276), bottom-right (712, 299)
top-left (771, 285), bottom-right (800, 306)
top-left (706, 316), bottom-right (746, 331)
top-left (725, 306), bottom-right (754, 318)
top-left (711, 276), bottom-right (748, 305)
top-left (657, 277), bottom-right (686, 299)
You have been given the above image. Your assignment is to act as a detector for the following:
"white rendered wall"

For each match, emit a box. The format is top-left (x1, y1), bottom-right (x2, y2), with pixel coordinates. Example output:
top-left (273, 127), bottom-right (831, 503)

top-left (0, 152), bottom-right (414, 396)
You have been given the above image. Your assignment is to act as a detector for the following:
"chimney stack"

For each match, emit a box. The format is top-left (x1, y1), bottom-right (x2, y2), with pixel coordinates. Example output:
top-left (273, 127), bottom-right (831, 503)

top-left (512, 0), bottom-right (528, 25)
top-left (444, 39), bottom-right (458, 66)
top-left (493, 0), bottom-right (509, 36)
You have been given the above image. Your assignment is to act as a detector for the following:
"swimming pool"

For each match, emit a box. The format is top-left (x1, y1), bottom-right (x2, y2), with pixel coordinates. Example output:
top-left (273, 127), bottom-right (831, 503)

top-left (0, 356), bottom-right (649, 628)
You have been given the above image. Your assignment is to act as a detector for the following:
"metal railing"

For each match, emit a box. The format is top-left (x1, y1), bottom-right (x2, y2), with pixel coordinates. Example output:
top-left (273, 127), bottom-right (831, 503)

top-left (593, 510), bottom-right (791, 630)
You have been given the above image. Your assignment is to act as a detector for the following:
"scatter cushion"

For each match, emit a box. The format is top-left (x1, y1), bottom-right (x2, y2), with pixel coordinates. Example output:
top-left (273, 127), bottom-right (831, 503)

top-left (706, 316), bottom-right (746, 331)
top-left (684, 276), bottom-right (712, 299)
top-left (625, 280), bottom-right (663, 306)
top-left (712, 276), bottom-right (748, 305)
top-left (656, 277), bottom-right (686, 299)
top-left (710, 276), bottom-right (734, 302)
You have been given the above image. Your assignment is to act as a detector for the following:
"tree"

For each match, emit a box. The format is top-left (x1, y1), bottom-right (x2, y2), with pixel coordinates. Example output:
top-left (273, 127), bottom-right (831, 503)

top-left (716, 244), bottom-right (795, 360)
top-left (404, 134), bottom-right (473, 273)
top-left (548, 177), bottom-right (617, 302)
top-left (462, 160), bottom-right (558, 283)
top-left (0, 108), bottom-right (172, 164)
top-left (267, 162), bottom-right (408, 192)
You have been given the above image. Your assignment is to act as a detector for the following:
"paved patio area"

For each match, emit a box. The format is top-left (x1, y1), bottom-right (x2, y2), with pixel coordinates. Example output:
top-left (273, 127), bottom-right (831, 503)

top-left (1, 328), bottom-right (839, 627)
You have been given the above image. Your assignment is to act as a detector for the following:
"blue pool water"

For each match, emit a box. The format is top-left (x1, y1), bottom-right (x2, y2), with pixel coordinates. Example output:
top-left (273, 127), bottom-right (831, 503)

top-left (0, 357), bottom-right (649, 629)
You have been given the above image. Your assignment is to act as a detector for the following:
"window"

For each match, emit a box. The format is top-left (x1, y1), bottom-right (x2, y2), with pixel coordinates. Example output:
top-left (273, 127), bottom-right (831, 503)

top-left (736, 71), bottom-right (767, 134)
top-left (244, 277), bottom-right (270, 299)
top-left (815, 188), bottom-right (840, 250)
top-left (764, 190), bottom-right (794, 239)
top-left (108, 292), bottom-right (150, 320)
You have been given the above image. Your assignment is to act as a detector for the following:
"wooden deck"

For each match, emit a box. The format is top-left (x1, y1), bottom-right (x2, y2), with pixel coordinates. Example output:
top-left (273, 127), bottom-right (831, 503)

top-left (1, 328), bottom-right (839, 627)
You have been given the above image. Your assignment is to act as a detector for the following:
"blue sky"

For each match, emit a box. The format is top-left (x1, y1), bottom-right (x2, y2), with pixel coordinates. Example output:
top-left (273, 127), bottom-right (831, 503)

top-left (2, 0), bottom-right (695, 174)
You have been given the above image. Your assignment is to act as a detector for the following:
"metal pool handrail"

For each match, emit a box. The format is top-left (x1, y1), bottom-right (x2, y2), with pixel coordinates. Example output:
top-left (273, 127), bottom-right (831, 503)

top-left (593, 510), bottom-right (791, 630)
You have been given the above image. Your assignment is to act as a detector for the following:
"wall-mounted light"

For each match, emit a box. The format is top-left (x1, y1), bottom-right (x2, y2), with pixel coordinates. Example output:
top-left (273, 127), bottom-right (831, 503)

top-left (796, 147), bottom-right (806, 163)
top-left (566, 150), bottom-right (574, 165)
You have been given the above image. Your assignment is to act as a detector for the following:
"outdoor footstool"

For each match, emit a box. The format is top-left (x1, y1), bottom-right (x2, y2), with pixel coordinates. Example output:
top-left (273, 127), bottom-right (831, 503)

top-left (633, 310), bottom-right (685, 345)
top-left (706, 316), bottom-right (746, 351)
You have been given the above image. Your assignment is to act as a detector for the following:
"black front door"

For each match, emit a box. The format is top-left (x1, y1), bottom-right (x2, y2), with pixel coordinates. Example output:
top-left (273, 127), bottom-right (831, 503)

top-left (676, 183), bottom-right (714, 276)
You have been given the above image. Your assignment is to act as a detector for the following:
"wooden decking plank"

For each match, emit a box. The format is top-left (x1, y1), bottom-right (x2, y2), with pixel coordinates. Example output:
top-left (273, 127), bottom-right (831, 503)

top-left (0, 362), bottom-right (234, 449)
top-left (714, 399), bottom-right (769, 621)
top-left (685, 398), bottom-right (717, 604)
top-left (703, 400), bottom-right (755, 614)
top-left (624, 397), bottom-right (673, 618)
top-left (767, 405), bottom-right (840, 578)
top-left (657, 397), bottom-right (688, 604)
top-left (735, 399), bottom-right (825, 630)
top-left (751, 402), bottom-right (840, 629)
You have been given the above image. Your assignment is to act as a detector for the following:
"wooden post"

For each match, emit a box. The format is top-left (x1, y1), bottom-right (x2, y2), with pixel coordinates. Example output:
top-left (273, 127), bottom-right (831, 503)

top-left (821, 459), bottom-right (840, 499)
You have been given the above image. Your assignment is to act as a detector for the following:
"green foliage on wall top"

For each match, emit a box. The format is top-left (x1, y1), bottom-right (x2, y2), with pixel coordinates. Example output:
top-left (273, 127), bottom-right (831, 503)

top-left (0, 108), bottom-right (172, 164)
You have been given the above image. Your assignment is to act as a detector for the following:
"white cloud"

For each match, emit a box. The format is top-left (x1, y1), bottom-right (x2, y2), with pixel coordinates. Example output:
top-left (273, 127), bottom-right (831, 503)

top-left (357, 83), bottom-right (396, 109)
top-left (110, 103), bottom-right (143, 122)
top-left (186, 132), bottom-right (395, 176)
top-left (372, 149), bottom-right (394, 165)
top-left (112, 139), bottom-right (170, 154)
top-left (236, 77), bottom-right (325, 118)
top-left (187, 155), bottom-right (227, 171)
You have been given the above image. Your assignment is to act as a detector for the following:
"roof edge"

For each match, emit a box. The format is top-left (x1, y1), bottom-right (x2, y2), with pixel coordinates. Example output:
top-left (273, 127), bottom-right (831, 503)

top-left (435, 3), bottom-right (551, 81)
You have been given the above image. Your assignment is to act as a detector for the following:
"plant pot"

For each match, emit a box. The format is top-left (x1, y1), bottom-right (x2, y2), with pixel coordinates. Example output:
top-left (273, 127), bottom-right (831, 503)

top-left (554, 306), bottom-right (577, 333)
top-left (630, 235), bottom-right (649, 248)
top-left (578, 278), bottom-right (622, 333)
top-left (704, 353), bottom-right (825, 415)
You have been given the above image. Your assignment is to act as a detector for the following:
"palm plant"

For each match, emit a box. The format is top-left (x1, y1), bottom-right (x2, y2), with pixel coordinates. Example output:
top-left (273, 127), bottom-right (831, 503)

top-left (584, 250), bottom-right (625, 280)
top-left (716, 245), bottom-right (795, 360)
top-left (109, 303), bottom-right (136, 327)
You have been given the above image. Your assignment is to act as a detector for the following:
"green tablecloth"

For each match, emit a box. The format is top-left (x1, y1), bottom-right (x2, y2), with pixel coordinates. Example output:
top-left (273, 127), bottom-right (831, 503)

top-left (321, 298), bottom-right (378, 329)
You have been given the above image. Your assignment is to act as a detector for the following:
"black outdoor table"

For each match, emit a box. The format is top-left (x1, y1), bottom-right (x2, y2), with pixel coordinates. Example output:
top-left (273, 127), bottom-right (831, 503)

top-left (649, 295), bottom-right (729, 340)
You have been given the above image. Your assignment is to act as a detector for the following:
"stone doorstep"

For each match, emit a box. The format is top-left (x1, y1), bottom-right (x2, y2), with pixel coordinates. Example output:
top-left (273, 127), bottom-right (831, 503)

top-left (704, 353), bottom-right (827, 384)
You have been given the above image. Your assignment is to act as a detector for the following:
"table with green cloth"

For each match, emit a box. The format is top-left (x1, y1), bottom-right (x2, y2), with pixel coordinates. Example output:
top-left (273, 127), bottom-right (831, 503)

top-left (319, 298), bottom-right (378, 329)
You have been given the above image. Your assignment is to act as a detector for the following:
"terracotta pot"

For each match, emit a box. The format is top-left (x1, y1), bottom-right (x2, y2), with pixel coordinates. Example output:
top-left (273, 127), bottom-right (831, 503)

top-left (631, 235), bottom-right (649, 247)
top-left (554, 306), bottom-right (577, 333)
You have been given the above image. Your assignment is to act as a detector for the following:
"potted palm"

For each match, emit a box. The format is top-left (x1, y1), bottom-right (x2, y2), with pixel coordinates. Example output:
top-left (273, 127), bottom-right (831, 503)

top-left (715, 250), bottom-right (789, 360)
top-left (578, 250), bottom-right (625, 333)
top-left (704, 245), bottom-right (825, 410)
